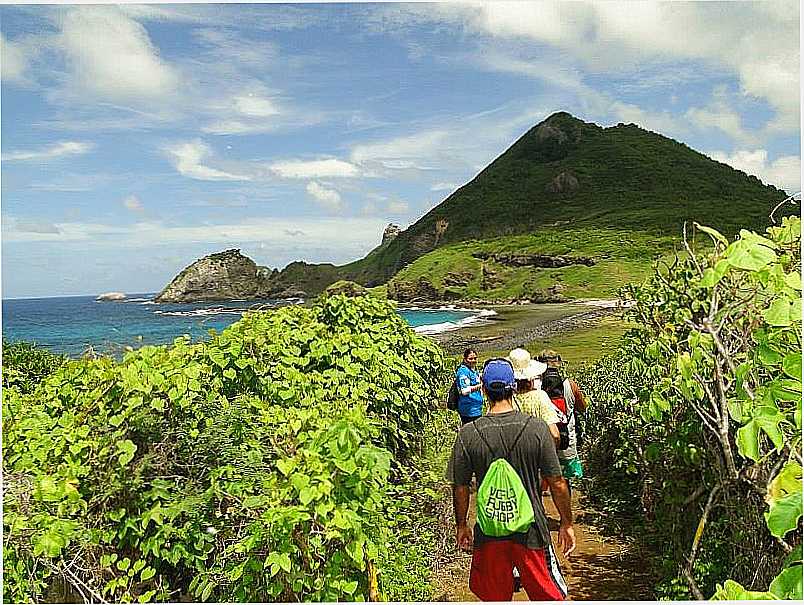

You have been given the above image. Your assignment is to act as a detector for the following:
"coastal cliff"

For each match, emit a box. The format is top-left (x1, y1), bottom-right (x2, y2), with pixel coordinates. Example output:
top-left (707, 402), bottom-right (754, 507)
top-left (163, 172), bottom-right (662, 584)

top-left (154, 249), bottom-right (279, 303)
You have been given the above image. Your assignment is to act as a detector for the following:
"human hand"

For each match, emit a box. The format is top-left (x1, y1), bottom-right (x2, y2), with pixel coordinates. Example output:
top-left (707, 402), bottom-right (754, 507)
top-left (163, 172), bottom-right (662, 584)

top-left (558, 524), bottom-right (576, 556)
top-left (456, 525), bottom-right (473, 552)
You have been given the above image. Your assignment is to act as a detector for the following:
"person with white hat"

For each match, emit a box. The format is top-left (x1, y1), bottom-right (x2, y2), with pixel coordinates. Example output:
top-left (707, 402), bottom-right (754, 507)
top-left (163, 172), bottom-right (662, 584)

top-left (508, 348), bottom-right (561, 448)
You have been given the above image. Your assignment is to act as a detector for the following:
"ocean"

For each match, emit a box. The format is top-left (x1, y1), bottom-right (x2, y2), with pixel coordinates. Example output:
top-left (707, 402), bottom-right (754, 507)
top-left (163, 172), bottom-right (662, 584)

top-left (1, 294), bottom-right (493, 357)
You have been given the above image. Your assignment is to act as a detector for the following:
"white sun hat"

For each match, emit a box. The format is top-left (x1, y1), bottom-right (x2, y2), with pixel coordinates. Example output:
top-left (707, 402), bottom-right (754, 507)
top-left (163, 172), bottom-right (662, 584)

top-left (508, 348), bottom-right (547, 380)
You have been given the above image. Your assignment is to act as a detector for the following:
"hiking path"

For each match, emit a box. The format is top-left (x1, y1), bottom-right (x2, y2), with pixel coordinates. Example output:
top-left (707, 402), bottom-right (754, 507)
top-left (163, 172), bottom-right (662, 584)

top-left (431, 489), bottom-right (655, 601)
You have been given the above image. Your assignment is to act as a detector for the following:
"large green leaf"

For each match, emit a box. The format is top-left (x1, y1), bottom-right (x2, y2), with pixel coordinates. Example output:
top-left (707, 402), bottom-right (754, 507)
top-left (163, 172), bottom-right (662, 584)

top-left (725, 239), bottom-right (777, 271)
top-left (736, 420), bottom-right (761, 461)
top-left (765, 491), bottom-right (803, 538)
top-left (782, 353), bottom-right (802, 380)
top-left (769, 565), bottom-right (803, 599)
top-left (764, 298), bottom-right (795, 327)
top-left (737, 407), bottom-right (786, 461)
top-left (694, 222), bottom-right (729, 246)
top-left (712, 579), bottom-right (776, 600)
top-left (767, 462), bottom-right (802, 505)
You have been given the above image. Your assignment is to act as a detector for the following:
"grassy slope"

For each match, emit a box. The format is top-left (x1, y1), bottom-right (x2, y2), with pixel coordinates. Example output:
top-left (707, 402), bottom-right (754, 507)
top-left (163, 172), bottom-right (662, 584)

top-left (388, 227), bottom-right (678, 301)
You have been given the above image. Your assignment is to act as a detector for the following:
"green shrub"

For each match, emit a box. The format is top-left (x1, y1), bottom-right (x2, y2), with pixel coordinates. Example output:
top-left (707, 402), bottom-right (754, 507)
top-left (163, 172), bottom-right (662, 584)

top-left (578, 216), bottom-right (802, 599)
top-left (2, 342), bottom-right (66, 394)
top-left (2, 295), bottom-right (448, 602)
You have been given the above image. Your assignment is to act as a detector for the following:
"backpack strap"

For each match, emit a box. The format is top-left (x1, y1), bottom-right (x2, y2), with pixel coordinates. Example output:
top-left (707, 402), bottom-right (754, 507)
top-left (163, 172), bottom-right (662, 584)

top-left (506, 416), bottom-right (532, 460)
top-left (473, 421), bottom-right (495, 457)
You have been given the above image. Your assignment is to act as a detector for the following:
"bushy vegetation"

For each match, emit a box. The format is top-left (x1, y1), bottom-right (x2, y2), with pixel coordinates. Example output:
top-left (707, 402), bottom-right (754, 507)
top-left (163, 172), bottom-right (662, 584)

top-left (2, 342), bottom-right (66, 394)
top-left (2, 295), bottom-right (449, 603)
top-left (577, 216), bottom-right (802, 599)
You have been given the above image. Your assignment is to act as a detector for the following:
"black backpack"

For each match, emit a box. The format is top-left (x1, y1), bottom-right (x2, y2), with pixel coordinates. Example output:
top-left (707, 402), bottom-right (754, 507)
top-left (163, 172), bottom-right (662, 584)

top-left (544, 367), bottom-right (585, 448)
top-left (446, 364), bottom-right (464, 411)
top-left (446, 380), bottom-right (460, 411)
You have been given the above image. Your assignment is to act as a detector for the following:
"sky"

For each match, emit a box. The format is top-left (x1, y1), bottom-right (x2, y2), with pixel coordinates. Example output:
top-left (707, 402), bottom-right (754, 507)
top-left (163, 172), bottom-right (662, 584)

top-left (1, 0), bottom-right (800, 298)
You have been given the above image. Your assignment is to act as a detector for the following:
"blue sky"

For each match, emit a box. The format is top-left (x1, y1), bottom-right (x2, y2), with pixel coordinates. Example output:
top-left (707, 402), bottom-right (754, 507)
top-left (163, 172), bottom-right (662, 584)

top-left (1, 1), bottom-right (800, 298)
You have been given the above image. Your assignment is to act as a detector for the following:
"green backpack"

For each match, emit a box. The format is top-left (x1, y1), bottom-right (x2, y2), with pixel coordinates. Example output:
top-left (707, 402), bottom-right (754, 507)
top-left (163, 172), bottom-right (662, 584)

top-left (474, 418), bottom-right (535, 537)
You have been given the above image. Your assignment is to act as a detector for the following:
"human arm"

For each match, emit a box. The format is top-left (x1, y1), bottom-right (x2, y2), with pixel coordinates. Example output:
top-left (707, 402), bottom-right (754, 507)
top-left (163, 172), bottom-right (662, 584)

top-left (458, 368), bottom-right (482, 396)
top-left (460, 383), bottom-right (482, 396)
top-left (548, 423), bottom-right (560, 447)
top-left (539, 392), bottom-right (560, 446)
top-left (448, 432), bottom-right (474, 551)
top-left (570, 379), bottom-right (587, 412)
top-left (453, 485), bottom-right (473, 551)
top-left (545, 475), bottom-right (576, 555)
top-left (538, 424), bottom-right (576, 555)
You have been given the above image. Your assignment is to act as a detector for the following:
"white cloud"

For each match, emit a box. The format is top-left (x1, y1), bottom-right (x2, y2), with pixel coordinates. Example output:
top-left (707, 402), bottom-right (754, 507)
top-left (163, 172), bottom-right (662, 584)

top-left (684, 87), bottom-right (756, 144)
top-left (431, 182), bottom-right (459, 192)
top-left (350, 130), bottom-right (449, 170)
top-left (475, 51), bottom-right (587, 92)
top-left (57, 6), bottom-right (180, 101)
top-left (4, 218), bottom-right (62, 235)
top-left (233, 93), bottom-right (280, 117)
top-left (270, 159), bottom-right (360, 179)
top-left (306, 181), bottom-right (343, 212)
top-left (0, 33), bottom-right (30, 84)
top-left (419, 0), bottom-right (800, 134)
top-left (123, 195), bottom-right (144, 212)
top-left (606, 101), bottom-right (684, 139)
top-left (2, 141), bottom-right (94, 162)
top-left (387, 200), bottom-right (409, 214)
top-left (164, 140), bottom-right (249, 181)
top-left (2, 217), bottom-right (388, 253)
top-left (710, 149), bottom-right (801, 193)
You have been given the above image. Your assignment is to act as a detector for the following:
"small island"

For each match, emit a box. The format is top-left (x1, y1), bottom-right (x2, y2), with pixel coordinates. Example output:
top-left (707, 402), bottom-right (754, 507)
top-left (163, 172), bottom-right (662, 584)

top-left (96, 292), bottom-right (126, 301)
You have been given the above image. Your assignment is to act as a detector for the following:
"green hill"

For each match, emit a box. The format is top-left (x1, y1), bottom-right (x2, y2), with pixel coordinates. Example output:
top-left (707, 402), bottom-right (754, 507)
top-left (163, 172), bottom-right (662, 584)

top-left (264, 111), bottom-right (792, 298)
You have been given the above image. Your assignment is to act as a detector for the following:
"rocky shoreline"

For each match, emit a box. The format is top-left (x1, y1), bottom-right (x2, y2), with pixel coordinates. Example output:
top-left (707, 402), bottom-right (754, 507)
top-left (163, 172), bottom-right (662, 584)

top-left (429, 305), bottom-right (619, 355)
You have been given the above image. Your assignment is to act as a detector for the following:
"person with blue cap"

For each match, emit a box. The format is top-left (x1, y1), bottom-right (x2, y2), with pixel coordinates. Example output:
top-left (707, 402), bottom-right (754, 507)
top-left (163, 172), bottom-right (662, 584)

top-left (448, 358), bottom-right (576, 601)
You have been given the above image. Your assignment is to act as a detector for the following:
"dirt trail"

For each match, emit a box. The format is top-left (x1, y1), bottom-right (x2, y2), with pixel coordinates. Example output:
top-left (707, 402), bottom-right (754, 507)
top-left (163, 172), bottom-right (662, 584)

top-left (433, 489), bottom-right (654, 601)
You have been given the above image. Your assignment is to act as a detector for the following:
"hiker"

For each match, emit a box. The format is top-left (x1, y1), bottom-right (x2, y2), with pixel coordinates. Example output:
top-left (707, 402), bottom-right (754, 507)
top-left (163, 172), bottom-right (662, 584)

top-left (537, 349), bottom-right (588, 415)
top-left (508, 348), bottom-right (561, 447)
top-left (449, 358), bottom-right (576, 601)
top-left (540, 368), bottom-right (584, 495)
top-left (456, 348), bottom-right (483, 424)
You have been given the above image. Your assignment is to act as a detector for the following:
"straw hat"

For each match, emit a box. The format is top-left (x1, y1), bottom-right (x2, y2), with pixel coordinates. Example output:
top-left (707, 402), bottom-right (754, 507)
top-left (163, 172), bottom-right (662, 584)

top-left (508, 348), bottom-right (547, 380)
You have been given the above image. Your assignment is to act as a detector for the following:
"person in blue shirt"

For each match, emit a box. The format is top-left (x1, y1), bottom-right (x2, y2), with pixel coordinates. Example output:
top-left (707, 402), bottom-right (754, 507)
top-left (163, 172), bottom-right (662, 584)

top-left (456, 348), bottom-right (484, 424)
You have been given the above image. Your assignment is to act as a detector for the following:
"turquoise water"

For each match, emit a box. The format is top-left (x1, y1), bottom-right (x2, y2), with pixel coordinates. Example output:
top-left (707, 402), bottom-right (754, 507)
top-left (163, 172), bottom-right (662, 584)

top-left (2, 294), bottom-right (477, 357)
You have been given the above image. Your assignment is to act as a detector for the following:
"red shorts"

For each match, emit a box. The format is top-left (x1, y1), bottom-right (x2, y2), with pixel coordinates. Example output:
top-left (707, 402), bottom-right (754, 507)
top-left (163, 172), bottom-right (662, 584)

top-left (469, 540), bottom-right (567, 601)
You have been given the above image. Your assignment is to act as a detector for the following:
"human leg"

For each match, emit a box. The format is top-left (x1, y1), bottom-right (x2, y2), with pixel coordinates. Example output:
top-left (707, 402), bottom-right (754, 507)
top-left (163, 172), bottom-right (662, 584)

top-left (469, 541), bottom-right (516, 601)
top-left (513, 543), bottom-right (567, 601)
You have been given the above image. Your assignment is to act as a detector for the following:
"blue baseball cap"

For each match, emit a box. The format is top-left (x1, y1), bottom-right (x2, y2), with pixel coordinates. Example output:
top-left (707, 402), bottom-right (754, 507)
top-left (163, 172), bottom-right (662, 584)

top-left (482, 358), bottom-right (516, 394)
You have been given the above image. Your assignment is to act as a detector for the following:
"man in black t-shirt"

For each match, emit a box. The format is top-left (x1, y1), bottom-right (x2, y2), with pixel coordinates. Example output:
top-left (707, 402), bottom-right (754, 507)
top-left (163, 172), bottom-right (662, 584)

top-left (448, 358), bottom-right (576, 601)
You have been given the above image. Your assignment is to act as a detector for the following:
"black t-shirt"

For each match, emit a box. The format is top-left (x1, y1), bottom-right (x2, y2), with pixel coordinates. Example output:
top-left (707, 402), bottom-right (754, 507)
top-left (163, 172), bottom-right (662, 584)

top-left (448, 410), bottom-right (562, 549)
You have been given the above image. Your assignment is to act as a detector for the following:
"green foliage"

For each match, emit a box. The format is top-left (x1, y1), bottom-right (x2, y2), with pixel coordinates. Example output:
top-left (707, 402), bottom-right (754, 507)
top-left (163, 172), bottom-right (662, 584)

top-left (388, 228), bottom-right (676, 302)
top-left (2, 341), bottom-right (66, 394)
top-left (579, 216), bottom-right (802, 599)
top-left (3, 295), bottom-right (448, 602)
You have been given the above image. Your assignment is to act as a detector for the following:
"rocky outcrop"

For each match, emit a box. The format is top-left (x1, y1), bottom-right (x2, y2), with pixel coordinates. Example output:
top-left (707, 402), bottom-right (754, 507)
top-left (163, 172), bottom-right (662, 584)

top-left (535, 123), bottom-right (569, 145)
top-left (382, 224), bottom-right (401, 245)
top-left (387, 277), bottom-right (440, 303)
top-left (96, 292), bottom-right (126, 301)
top-left (472, 252), bottom-right (595, 268)
top-left (442, 271), bottom-right (473, 287)
top-left (481, 263), bottom-right (503, 291)
top-left (545, 171), bottom-right (579, 195)
top-left (155, 249), bottom-right (275, 303)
